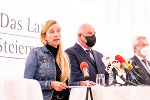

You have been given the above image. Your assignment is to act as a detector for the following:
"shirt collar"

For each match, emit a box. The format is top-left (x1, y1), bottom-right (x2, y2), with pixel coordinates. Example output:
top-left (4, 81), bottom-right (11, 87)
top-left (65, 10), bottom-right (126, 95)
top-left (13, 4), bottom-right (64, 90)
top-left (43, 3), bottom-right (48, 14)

top-left (135, 53), bottom-right (145, 61)
top-left (77, 41), bottom-right (92, 51)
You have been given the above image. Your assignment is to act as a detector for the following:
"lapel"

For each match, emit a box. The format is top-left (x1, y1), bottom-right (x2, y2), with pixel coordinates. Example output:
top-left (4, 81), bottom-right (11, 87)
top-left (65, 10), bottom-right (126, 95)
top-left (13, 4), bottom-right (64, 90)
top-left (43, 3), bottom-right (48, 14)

top-left (92, 50), bottom-right (103, 73)
top-left (92, 50), bottom-right (99, 66)
top-left (74, 43), bottom-right (95, 66)
top-left (147, 61), bottom-right (150, 66)
top-left (134, 56), bottom-right (150, 75)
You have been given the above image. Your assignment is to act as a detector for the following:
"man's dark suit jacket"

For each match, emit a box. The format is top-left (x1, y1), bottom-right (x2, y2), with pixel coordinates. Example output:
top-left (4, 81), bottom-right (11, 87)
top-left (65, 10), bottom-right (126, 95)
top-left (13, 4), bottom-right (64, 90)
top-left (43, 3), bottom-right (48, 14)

top-left (65, 43), bottom-right (109, 85)
top-left (131, 55), bottom-right (150, 85)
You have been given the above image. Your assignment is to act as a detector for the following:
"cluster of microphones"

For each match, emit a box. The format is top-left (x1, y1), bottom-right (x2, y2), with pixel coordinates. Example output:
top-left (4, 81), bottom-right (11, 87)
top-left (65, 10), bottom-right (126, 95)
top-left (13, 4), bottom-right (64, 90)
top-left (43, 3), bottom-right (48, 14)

top-left (80, 55), bottom-right (144, 86)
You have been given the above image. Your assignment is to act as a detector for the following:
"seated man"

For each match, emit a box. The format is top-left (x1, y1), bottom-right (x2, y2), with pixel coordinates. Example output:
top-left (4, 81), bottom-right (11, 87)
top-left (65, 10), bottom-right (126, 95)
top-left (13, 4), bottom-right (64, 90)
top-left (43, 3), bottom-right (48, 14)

top-left (131, 36), bottom-right (150, 85)
top-left (65, 23), bottom-right (109, 86)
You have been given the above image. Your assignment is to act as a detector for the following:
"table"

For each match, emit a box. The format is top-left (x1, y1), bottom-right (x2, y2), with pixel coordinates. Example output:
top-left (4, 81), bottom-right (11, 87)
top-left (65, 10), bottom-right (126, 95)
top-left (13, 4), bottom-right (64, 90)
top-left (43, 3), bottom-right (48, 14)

top-left (69, 85), bottom-right (150, 100)
top-left (0, 78), bottom-right (43, 100)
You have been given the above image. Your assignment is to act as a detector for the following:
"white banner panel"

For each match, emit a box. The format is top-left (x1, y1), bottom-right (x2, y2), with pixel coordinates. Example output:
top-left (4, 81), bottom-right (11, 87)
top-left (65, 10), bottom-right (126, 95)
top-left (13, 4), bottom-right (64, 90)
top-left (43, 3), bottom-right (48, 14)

top-left (0, 12), bottom-right (43, 78)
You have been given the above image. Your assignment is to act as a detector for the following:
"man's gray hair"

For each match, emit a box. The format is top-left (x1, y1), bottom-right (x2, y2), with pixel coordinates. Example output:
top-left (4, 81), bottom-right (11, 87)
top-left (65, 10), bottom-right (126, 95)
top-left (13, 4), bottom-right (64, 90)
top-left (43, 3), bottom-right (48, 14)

top-left (132, 36), bottom-right (147, 47)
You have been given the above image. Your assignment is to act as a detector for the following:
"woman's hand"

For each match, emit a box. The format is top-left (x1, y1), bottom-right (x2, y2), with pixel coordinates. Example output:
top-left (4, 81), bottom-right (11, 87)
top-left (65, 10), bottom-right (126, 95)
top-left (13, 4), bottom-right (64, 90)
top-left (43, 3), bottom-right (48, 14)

top-left (80, 81), bottom-right (96, 86)
top-left (50, 81), bottom-right (68, 91)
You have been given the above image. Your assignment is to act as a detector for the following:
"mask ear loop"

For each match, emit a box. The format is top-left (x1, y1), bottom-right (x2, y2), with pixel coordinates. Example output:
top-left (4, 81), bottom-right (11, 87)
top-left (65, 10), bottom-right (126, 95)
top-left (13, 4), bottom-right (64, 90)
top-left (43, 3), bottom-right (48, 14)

top-left (80, 34), bottom-right (87, 44)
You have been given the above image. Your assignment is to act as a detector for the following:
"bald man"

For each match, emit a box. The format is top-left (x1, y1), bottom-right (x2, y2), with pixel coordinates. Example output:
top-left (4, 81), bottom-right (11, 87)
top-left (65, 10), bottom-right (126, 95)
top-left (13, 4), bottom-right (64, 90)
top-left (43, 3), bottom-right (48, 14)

top-left (65, 23), bottom-right (109, 86)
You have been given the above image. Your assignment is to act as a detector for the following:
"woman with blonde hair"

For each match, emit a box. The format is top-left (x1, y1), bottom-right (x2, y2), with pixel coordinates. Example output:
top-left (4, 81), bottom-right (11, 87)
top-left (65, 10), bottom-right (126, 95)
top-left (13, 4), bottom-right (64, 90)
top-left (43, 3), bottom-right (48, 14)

top-left (24, 20), bottom-right (70, 100)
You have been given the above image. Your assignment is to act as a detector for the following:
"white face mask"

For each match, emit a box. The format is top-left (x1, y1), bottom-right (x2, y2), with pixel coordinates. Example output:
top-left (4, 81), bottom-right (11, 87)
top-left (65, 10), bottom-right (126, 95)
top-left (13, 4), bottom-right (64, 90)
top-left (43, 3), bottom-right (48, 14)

top-left (141, 46), bottom-right (150, 57)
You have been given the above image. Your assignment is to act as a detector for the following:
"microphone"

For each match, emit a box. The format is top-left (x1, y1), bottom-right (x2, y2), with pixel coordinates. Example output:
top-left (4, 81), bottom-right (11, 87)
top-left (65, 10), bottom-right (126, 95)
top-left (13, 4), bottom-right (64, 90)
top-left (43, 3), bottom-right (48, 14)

top-left (120, 59), bottom-right (143, 82)
top-left (102, 57), bottom-right (126, 82)
top-left (125, 59), bottom-right (144, 83)
top-left (115, 55), bottom-right (137, 81)
top-left (102, 57), bottom-right (121, 73)
top-left (102, 57), bottom-right (112, 73)
top-left (80, 62), bottom-right (89, 81)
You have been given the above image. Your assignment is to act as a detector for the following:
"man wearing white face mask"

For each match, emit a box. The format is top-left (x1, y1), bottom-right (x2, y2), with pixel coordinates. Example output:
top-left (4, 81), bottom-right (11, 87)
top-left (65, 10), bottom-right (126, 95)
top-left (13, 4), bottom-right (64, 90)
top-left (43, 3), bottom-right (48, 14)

top-left (131, 36), bottom-right (150, 85)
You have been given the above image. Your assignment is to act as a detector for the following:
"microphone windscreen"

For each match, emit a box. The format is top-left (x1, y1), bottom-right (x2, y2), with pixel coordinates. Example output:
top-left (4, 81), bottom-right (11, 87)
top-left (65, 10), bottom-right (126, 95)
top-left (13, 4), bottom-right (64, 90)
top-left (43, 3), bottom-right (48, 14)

top-left (80, 62), bottom-right (88, 71)
top-left (102, 57), bottom-right (110, 66)
top-left (115, 55), bottom-right (125, 63)
top-left (111, 60), bottom-right (121, 69)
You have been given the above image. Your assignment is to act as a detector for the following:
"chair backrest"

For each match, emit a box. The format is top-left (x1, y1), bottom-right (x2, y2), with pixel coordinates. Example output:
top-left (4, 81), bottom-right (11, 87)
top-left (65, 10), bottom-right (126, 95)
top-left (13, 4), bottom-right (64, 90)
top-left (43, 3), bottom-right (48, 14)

top-left (0, 78), bottom-right (43, 100)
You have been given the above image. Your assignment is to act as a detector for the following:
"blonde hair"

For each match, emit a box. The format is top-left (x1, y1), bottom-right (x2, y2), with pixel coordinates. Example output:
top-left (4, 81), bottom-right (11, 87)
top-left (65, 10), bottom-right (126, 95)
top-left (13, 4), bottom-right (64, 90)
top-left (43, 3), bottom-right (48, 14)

top-left (40, 20), bottom-right (69, 83)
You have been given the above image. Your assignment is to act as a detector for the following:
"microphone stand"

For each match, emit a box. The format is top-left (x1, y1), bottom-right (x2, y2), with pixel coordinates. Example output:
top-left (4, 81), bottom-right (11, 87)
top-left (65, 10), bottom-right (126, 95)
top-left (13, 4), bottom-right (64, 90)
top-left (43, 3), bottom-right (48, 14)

top-left (110, 68), bottom-right (138, 86)
top-left (109, 72), bottom-right (122, 86)
top-left (85, 80), bottom-right (93, 100)
top-left (120, 73), bottom-right (138, 86)
top-left (109, 68), bottom-right (123, 86)
top-left (120, 80), bottom-right (138, 86)
top-left (85, 86), bottom-right (93, 100)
